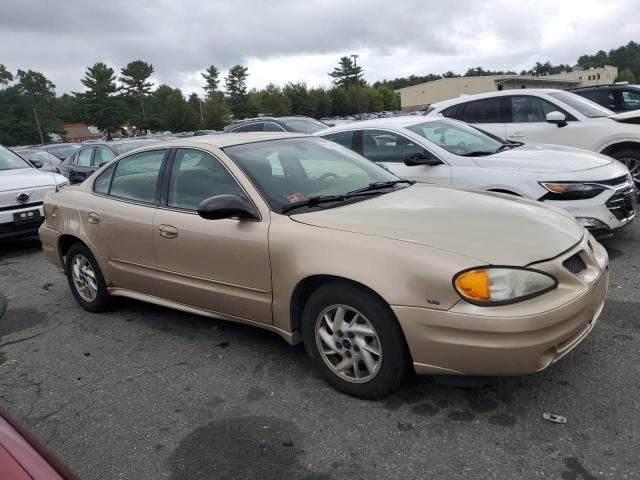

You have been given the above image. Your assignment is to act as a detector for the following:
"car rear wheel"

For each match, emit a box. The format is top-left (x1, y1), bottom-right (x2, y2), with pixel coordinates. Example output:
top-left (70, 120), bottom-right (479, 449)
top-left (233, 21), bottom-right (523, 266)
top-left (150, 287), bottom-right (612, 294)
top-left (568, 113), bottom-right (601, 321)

top-left (301, 282), bottom-right (410, 398)
top-left (610, 149), bottom-right (640, 191)
top-left (65, 243), bottom-right (110, 312)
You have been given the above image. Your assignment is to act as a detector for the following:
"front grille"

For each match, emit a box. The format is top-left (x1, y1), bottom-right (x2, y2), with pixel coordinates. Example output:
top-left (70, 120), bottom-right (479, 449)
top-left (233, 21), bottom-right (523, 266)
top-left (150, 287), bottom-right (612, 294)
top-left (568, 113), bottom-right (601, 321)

top-left (563, 253), bottom-right (587, 275)
top-left (0, 201), bottom-right (43, 212)
top-left (597, 175), bottom-right (631, 187)
top-left (606, 188), bottom-right (635, 221)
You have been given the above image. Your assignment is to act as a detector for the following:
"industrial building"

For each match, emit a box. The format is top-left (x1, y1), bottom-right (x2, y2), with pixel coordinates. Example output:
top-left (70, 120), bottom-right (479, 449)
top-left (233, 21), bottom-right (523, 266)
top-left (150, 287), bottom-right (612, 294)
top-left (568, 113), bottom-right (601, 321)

top-left (397, 65), bottom-right (618, 111)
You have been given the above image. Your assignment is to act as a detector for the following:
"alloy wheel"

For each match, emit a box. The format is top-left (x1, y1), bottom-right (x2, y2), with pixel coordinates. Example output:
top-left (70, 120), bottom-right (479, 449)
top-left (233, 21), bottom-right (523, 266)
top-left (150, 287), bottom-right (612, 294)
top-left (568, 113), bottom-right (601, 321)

top-left (620, 157), bottom-right (640, 190)
top-left (315, 304), bottom-right (382, 383)
top-left (71, 254), bottom-right (98, 302)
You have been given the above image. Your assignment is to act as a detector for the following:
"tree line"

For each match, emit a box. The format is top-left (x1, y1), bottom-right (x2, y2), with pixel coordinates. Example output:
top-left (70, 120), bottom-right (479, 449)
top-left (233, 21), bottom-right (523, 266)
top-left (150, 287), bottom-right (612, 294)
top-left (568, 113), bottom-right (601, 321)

top-left (0, 56), bottom-right (399, 146)
top-left (2, 40), bottom-right (640, 146)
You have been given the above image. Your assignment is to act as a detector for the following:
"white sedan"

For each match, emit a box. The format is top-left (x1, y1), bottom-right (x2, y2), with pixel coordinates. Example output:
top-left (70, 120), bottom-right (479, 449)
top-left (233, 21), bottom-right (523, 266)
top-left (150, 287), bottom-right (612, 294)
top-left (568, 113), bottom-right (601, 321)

top-left (0, 144), bottom-right (68, 240)
top-left (424, 89), bottom-right (640, 190)
top-left (318, 117), bottom-right (636, 240)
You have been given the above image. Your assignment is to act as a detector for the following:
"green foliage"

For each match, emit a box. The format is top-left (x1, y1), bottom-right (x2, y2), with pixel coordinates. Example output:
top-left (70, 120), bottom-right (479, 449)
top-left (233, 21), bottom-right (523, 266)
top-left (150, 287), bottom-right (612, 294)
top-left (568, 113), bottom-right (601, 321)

top-left (260, 83), bottom-right (291, 116)
top-left (464, 67), bottom-right (517, 77)
top-left (202, 65), bottom-right (220, 96)
top-left (120, 60), bottom-right (154, 127)
top-left (579, 41), bottom-right (640, 81)
top-left (225, 65), bottom-right (250, 118)
top-left (520, 61), bottom-right (572, 76)
top-left (202, 92), bottom-right (231, 129)
top-left (329, 56), bottom-right (365, 88)
top-left (616, 68), bottom-right (636, 83)
top-left (0, 64), bottom-right (12, 87)
top-left (77, 63), bottom-right (123, 134)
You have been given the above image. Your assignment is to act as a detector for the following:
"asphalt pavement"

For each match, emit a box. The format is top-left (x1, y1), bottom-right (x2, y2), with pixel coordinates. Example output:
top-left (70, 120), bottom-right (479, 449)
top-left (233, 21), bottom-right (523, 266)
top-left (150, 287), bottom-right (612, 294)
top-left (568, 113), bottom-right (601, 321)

top-left (0, 221), bottom-right (638, 480)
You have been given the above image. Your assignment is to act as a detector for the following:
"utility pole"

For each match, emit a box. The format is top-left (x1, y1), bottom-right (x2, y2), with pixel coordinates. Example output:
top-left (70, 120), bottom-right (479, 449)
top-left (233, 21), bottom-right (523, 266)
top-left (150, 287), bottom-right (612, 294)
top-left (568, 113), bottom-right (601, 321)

top-left (199, 97), bottom-right (204, 126)
top-left (33, 107), bottom-right (45, 144)
top-left (351, 54), bottom-right (361, 116)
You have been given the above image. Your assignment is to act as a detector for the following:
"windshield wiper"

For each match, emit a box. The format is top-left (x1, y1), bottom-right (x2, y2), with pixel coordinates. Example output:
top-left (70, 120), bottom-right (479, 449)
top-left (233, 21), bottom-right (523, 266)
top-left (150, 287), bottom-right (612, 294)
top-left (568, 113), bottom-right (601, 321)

top-left (457, 150), bottom-right (495, 157)
top-left (346, 179), bottom-right (415, 195)
top-left (281, 194), bottom-right (348, 213)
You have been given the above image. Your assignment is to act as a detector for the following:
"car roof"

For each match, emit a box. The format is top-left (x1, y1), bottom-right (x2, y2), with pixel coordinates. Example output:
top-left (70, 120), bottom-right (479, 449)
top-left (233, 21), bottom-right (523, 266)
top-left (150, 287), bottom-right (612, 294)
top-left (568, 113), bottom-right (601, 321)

top-left (430, 88), bottom-right (567, 110)
top-left (570, 84), bottom-right (640, 91)
top-left (163, 132), bottom-right (308, 149)
top-left (318, 116), bottom-right (445, 134)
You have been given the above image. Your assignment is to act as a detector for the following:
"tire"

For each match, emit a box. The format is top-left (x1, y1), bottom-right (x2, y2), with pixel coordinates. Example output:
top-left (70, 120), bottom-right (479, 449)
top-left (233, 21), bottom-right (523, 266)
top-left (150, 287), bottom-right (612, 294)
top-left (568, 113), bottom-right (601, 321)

top-left (301, 282), bottom-right (411, 399)
top-left (65, 242), bottom-right (110, 312)
top-left (610, 149), bottom-right (640, 191)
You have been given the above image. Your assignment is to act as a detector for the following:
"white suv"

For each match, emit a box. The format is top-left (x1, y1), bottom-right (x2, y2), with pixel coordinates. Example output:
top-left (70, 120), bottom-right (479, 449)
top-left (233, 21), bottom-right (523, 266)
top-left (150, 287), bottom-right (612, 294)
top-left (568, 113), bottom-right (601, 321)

top-left (425, 89), bottom-right (640, 190)
top-left (0, 145), bottom-right (68, 240)
top-left (318, 117), bottom-right (635, 240)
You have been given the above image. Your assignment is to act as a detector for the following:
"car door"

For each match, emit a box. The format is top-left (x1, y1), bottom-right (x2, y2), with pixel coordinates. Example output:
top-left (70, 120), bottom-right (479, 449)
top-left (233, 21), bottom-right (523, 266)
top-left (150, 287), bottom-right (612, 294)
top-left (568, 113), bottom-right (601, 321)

top-left (94, 146), bottom-right (116, 168)
top-left (453, 97), bottom-right (507, 139)
top-left (357, 129), bottom-right (451, 185)
top-left (85, 148), bottom-right (167, 294)
top-left (152, 147), bottom-right (272, 324)
top-left (503, 95), bottom-right (582, 146)
top-left (68, 146), bottom-right (95, 184)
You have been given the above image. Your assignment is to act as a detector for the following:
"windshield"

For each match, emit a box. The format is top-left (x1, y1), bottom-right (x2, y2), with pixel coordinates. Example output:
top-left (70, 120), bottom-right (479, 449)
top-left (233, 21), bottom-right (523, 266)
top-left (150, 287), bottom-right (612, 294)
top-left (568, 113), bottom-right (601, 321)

top-left (0, 145), bottom-right (32, 171)
top-left (45, 144), bottom-right (81, 158)
top-left (548, 91), bottom-right (613, 118)
top-left (224, 137), bottom-right (400, 213)
top-left (406, 119), bottom-right (506, 156)
top-left (281, 118), bottom-right (329, 134)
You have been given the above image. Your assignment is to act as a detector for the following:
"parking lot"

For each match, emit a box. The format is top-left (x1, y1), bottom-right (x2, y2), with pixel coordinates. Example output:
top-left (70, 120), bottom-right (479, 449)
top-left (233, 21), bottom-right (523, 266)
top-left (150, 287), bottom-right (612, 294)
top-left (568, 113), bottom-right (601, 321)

top-left (0, 220), bottom-right (638, 479)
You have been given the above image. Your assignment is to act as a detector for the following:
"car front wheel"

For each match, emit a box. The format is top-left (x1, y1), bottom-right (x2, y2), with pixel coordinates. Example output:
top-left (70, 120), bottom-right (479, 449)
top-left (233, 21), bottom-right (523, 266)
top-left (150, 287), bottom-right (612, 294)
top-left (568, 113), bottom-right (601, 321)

top-left (611, 149), bottom-right (640, 191)
top-left (301, 282), bottom-right (410, 398)
top-left (65, 243), bottom-right (110, 312)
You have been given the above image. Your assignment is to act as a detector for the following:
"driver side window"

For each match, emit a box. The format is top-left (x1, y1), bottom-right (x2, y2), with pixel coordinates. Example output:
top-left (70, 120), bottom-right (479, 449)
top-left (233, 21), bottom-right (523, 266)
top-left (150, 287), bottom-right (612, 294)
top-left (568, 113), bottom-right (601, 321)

top-left (168, 149), bottom-right (244, 211)
top-left (361, 130), bottom-right (426, 163)
top-left (510, 96), bottom-right (561, 123)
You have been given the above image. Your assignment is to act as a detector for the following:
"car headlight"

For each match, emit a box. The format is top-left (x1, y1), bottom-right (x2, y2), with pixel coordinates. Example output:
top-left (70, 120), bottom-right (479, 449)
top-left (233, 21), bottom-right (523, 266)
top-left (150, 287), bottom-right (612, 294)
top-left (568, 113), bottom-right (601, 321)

top-left (453, 267), bottom-right (557, 306)
top-left (540, 182), bottom-right (605, 200)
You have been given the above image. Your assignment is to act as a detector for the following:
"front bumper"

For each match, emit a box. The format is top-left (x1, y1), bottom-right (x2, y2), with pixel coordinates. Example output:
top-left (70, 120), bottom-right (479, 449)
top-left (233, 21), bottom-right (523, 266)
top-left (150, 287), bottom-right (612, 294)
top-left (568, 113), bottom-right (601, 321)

top-left (393, 235), bottom-right (609, 376)
top-left (543, 186), bottom-right (636, 240)
top-left (0, 204), bottom-right (45, 240)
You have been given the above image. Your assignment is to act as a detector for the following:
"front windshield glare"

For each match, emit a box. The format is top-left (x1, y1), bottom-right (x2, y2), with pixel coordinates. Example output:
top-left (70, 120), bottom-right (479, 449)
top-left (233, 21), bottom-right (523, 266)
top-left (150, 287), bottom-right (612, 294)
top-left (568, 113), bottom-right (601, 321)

top-left (407, 120), bottom-right (504, 155)
top-left (548, 91), bottom-right (613, 118)
top-left (0, 146), bottom-right (32, 171)
top-left (224, 137), bottom-right (399, 213)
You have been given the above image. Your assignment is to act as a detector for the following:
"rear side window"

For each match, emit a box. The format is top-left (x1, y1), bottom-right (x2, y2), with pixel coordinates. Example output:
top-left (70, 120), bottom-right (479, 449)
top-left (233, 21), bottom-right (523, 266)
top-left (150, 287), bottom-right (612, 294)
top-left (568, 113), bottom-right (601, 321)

top-left (93, 163), bottom-right (116, 194)
top-left (76, 147), bottom-right (93, 166)
top-left (458, 98), bottom-right (503, 123)
top-left (234, 123), bottom-right (263, 132)
top-left (95, 146), bottom-right (116, 165)
top-left (622, 90), bottom-right (640, 110)
top-left (323, 131), bottom-right (355, 150)
top-left (262, 122), bottom-right (286, 132)
top-left (109, 150), bottom-right (165, 203)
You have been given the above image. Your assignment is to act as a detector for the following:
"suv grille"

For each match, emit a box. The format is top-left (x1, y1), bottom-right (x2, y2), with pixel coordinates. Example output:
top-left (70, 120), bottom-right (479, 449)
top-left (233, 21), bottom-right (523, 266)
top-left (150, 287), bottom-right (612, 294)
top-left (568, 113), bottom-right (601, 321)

top-left (606, 188), bottom-right (636, 221)
top-left (563, 254), bottom-right (587, 275)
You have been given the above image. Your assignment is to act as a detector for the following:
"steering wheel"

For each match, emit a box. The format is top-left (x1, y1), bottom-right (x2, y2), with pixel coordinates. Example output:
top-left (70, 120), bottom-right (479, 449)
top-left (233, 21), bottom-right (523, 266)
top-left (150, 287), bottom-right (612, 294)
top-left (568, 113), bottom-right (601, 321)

top-left (318, 172), bottom-right (339, 184)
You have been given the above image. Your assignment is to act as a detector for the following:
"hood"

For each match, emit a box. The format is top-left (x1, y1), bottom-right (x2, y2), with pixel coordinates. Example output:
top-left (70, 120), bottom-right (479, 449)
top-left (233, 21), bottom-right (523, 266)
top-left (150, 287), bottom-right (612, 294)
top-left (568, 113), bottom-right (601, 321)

top-left (291, 184), bottom-right (584, 266)
top-left (474, 144), bottom-right (612, 173)
top-left (610, 110), bottom-right (640, 121)
top-left (0, 168), bottom-right (67, 192)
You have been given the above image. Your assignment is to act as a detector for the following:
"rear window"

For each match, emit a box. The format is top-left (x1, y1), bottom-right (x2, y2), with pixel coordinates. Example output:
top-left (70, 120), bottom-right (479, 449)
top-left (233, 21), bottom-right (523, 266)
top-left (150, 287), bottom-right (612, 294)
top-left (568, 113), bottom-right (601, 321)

top-left (548, 91), bottom-right (613, 118)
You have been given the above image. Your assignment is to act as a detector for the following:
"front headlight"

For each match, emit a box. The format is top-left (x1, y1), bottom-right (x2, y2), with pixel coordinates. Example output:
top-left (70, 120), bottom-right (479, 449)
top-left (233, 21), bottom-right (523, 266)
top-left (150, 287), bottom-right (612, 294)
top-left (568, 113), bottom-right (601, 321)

top-left (453, 267), bottom-right (557, 306)
top-left (540, 182), bottom-right (605, 200)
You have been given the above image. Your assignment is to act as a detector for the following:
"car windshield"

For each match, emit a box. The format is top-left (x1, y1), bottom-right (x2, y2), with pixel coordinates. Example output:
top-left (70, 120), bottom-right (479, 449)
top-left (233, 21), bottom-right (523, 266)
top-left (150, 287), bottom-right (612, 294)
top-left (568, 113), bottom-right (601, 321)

top-left (0, 145), bottom-right (32, 171)
top-left (548, 91), bottom-right (613, 118)
top-left (224, 137), bottom-right (400, 213)
top-left (281, 118), bottom-right (329, 134)
top-left (23, 150), bottom-right (61, 164)
top-left (406, 119), bottom-right (506, 156)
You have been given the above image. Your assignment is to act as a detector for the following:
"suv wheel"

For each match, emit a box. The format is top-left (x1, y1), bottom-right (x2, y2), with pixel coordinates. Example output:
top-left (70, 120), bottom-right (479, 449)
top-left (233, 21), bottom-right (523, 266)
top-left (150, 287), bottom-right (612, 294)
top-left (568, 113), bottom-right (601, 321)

top-left (611, 149), bottom-right (640, 191)
top-left (301, 282), bottom-right (410, 398)
top-left (65, 243), bottom-right (110, 312)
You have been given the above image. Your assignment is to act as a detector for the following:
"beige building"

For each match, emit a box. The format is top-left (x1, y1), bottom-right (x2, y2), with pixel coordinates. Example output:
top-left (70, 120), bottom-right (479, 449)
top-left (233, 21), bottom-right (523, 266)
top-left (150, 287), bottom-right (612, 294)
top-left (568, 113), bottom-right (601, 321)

top-left (397, 65), bottom-right (618, 111)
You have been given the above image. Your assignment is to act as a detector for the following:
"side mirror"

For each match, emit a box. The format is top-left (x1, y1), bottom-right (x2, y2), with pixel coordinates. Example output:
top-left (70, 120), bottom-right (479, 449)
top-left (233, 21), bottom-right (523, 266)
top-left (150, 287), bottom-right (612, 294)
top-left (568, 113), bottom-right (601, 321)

top-left (546, 111), bottom-right (567, 128)
top-left (404, 152), bottom-right (441, 167)
top-left (197, 195), bottom-right (259, 221)
top-left (31, 160), bottom-right (43, 169)
top-left (99, 161), bottom-right (109, 168)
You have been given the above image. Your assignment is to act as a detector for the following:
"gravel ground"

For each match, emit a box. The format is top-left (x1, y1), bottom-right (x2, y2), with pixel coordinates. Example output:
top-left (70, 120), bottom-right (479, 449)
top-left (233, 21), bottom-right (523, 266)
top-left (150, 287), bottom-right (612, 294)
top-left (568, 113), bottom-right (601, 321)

top-left (0, 221), bottom-right (638, 480)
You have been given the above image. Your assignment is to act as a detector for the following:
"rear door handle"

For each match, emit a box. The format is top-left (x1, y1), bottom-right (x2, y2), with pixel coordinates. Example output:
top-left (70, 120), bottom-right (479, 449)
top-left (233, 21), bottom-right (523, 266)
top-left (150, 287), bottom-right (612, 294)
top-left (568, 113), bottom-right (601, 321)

top-left (88, 212), bottom-right (100, 224)
top-left (158, 224), bottom-right (179, 239)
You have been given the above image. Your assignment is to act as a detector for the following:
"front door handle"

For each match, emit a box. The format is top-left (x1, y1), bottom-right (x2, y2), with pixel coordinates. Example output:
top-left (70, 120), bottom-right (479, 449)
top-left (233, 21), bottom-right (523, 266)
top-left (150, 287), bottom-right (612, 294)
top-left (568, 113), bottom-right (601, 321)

top-left (88, 212), bottom-right (100, 224)
top-left (158, 224), bottom-right (179, 239)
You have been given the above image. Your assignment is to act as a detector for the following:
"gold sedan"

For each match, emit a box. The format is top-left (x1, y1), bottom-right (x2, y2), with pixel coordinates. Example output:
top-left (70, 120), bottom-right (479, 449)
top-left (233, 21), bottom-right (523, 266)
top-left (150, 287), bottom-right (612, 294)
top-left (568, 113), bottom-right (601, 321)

top-left (39, 133), bottom-right (609, 398)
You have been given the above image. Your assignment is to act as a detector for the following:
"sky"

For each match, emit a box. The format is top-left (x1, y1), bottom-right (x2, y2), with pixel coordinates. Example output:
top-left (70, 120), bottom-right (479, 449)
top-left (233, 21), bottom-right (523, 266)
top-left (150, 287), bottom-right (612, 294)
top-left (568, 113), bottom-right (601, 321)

top-left (0, 0), bottom-right (638, 96)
